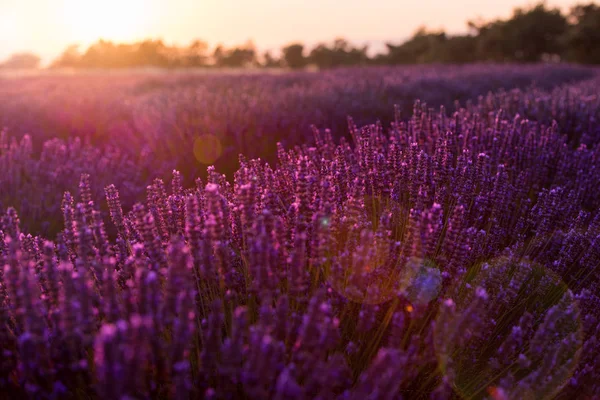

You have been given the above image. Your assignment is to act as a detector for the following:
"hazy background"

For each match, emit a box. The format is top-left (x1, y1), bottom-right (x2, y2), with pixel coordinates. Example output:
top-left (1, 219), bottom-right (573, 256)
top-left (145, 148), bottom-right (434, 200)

top-left (0, 0), bottom-right (584, 66)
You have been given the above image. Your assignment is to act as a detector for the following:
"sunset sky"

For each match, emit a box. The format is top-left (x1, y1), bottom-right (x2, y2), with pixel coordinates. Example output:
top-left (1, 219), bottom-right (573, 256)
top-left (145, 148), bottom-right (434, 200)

top-left (0, 0), bottom-right (586, 65)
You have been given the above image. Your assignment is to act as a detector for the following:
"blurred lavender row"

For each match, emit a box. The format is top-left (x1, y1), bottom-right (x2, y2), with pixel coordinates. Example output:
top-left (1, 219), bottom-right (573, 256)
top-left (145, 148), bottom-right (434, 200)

top-left (1, 65), bottom-right (593, 156)
top-left (0, 64), bottom-right (597, 235)
top-left (1, 64), bottom-right (600, 398)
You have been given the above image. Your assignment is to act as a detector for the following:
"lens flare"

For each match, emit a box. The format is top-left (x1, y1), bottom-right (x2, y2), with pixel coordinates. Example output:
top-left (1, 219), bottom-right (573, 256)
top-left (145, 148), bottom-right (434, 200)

top-left (399, 257), bottom-right (442, 306)
top-left (193, 134), bottom-right (223, 165)
top-left (434, 256), bottom-right (583, 400)
top-left (322, 195), bottom-right (442, 306)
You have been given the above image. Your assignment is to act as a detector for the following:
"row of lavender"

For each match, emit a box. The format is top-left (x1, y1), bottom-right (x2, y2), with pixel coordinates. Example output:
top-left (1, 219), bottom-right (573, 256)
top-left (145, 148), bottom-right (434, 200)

top-left (1, 72), bottom-right (600, 398)
top-left (0, 65), bottom-right (594, 170)
top-left (0, 132), bottom-right (174, 236)
top-left (1, 65), bottom-right (599, 236)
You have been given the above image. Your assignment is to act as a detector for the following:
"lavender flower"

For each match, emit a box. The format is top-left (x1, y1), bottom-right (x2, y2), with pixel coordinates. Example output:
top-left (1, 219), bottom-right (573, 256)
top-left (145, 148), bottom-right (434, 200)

top-left (0, 67), bottom-right (599, 398)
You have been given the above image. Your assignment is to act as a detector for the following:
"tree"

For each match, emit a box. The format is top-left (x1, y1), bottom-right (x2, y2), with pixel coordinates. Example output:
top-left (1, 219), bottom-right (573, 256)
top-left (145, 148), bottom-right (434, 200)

top-left (135, 39), bottom-right (170, 68)
top-left (213, 42), bottom-right (257, 68)
top-left (185, 40), bottom-right (209, 67)
top-left (431, 35), bottom-right (478, 64)
top-left (213, 45), bottom-right (225, 66)
top-left (79, 40), bottom-right (119, 68)
top-left (470, 3), bottom-right (567, 62)
top-left (44, 2), bottom-right (600, 71)
top-left (262, 51), bottom-right (281, 68)
top-left (282, 43), bottom-right (305, 69)
top-left (383, 28), bottom-right (447, 64)
top-left (50, 45), bottom-right (82, 68)
top-left (562, 4), bottom-right (600, 64)
top-left (0, 52), bottom-right (41, 69)
top-left (308, 38), bottom-right (369, 69)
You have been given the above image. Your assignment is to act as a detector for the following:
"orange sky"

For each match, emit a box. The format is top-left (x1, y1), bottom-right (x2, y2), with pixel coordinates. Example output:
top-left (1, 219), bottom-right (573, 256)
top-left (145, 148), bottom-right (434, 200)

top-left (0, 0), bottom-right (589, 65)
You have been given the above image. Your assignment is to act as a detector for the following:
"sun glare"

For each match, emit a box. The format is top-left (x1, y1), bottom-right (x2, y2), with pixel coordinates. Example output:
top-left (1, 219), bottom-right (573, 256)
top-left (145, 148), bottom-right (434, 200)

top-left (60, 0), bottom-right (155, 45)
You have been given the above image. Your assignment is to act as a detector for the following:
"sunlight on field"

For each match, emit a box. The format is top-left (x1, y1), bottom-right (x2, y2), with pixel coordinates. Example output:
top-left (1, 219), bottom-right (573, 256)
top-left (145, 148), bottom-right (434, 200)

top-left (193, 134), bottom-right (223, 165)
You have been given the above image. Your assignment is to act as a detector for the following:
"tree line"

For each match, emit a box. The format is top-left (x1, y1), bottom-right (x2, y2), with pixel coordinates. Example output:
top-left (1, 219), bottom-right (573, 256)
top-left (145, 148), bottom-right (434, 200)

top-left (3, 2), bottom-right (600, 70)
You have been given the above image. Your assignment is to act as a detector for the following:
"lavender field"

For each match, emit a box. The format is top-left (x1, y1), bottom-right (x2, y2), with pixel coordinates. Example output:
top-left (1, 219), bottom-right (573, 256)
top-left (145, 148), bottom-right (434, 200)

top-left (1, 63), bottom-right (600, 399)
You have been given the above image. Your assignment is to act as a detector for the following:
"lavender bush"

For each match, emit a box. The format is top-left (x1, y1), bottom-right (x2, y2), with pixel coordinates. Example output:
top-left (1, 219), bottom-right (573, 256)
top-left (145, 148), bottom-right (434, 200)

top-left (0, 132), bottom-right (175, 236)
top-left (0, 64), bottom-right (597, 236)
top-left (0, 65), bottom-right (600, 398)
top-left (0, 64), bottom-right (594, 174)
